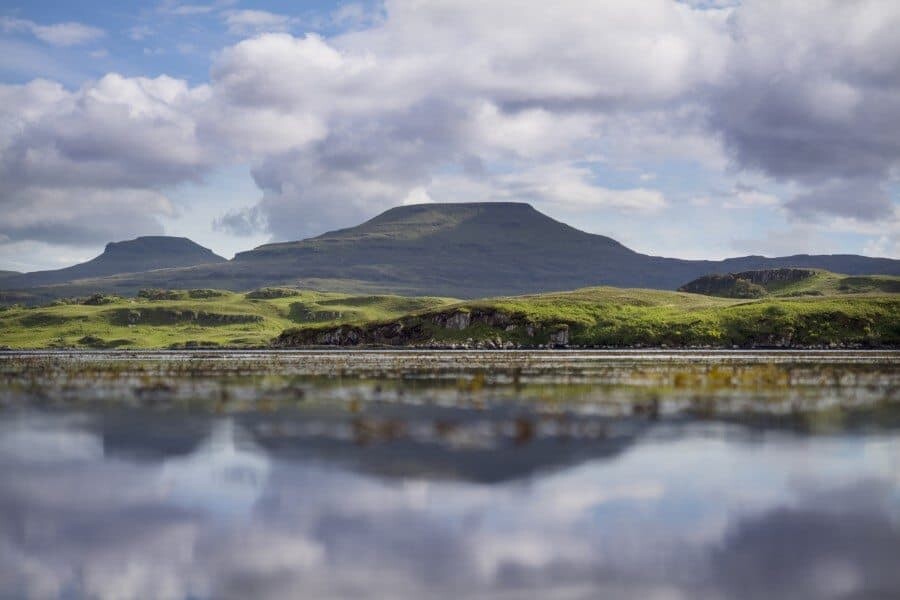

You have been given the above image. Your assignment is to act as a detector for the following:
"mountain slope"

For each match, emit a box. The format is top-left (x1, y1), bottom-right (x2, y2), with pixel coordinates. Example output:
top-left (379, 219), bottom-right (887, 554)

top-left (232, 202), bottom-right (899, 295)
top-left (1, 203), bottom-right (898, 299)
top-left (3, 236), bottom-right (226, 288)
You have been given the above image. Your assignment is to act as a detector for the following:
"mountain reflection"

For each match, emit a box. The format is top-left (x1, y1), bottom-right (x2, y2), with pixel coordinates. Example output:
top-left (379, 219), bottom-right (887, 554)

top-left (0, 410), bottom-right (897, 599)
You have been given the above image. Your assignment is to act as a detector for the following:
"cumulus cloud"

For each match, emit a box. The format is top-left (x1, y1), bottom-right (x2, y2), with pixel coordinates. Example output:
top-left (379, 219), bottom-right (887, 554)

top-left (0, 17), bottom-right (104, 46)
top-left (194, 1), bottom-right (726, 236)
top-left (213, 206), bottom-right (266, 236)
top-left (709, 0), bottom-right (900, 218)
top-left (0, 0), bottom-right (897, 253)
top-left (786, 179), bottom-right (893, 221)
top-left (719, 183), bottom-right (782, 209)
top-left (1, 188), bottom-right (173, 246)
top-left (478, 164), bottom-right (668, 215)
top-left (0, 75), bottom-right (211, 246)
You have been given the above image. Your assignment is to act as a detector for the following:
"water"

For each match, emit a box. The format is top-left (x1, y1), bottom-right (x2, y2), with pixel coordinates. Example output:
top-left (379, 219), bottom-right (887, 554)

top-left (1, 351), bottom-right (898, 599)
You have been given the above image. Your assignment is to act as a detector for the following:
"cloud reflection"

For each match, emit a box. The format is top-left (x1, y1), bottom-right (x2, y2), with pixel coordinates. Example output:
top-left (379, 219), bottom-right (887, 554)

top-left (0, 411), bottom-right (897, 599)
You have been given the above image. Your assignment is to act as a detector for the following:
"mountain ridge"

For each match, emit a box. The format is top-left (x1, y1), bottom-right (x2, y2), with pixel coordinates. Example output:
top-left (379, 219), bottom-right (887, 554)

top-left (1, 203), bottom-right (898, 300)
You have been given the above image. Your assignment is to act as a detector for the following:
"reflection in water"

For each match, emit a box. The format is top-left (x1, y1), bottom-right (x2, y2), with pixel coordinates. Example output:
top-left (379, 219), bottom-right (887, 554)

top-left (0, 351), bottom-right (898, 599)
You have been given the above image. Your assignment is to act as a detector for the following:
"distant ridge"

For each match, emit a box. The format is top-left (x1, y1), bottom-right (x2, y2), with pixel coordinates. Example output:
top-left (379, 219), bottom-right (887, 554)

top-left (1, 203), bottom-right (898, 299)
top-left (3, 236), bottom-right (226, 288)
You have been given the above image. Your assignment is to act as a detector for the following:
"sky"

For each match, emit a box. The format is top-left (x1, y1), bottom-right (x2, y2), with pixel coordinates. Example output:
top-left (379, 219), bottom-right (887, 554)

top-left (0, 0), bottom-right (898, 272)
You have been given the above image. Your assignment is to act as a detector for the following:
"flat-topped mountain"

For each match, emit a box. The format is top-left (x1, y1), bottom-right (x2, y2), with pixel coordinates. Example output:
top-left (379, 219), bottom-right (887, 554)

top-left (3, 236), bottom-right (226, 289)
top-left (242, 202), bottom-right (628, 256)
top-left (1, 203), bottom-right (898, 299)
top-left (232, 202), bottom-right (899, 295)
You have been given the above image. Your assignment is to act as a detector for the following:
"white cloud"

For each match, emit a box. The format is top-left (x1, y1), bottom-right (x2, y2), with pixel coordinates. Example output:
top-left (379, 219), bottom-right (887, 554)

top-left (863, 235), bottom-right (900, 258)
top-left (222, 10), bottom-right (296, 36)
top-left (331, 2), bottom-right (384, 30)
top-left (709, 0), bottom-right (900, 217)
top-left (0, 17), bottom-right (104, 46)
top-left (1, 0), bottom-right (898, 258)
top-left (0, 75), bottom-right (211, 246)
top-left (723, 188), bottom-right (781, 209)
top-left (192, 0), bottom-right (724, 237)
top-left (494, 164), bottom-right (669, 215)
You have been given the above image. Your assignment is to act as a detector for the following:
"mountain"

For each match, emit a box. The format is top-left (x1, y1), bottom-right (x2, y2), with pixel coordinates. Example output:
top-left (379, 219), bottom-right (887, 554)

top-left (2, 236), bottom-right (226, 289)
top-left (0, 271), bottom-right (19, 280)
top-left (1, 203), bottom-right (898, 299)
top-left (230, 202), bottom-right (900, 295)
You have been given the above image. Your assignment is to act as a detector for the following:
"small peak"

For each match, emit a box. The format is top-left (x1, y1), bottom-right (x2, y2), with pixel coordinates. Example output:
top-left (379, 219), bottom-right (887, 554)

top-left (97, 236), bottom-right (224, 261)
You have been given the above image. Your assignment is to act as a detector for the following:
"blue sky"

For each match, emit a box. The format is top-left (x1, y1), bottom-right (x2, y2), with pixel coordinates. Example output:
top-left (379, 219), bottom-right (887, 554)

top-left (1, 0), bottom-right (898, 271)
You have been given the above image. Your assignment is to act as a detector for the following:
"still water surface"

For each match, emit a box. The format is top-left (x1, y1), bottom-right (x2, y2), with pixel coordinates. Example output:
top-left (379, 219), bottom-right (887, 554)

top-left (1, 351), bottom-right (898, 599)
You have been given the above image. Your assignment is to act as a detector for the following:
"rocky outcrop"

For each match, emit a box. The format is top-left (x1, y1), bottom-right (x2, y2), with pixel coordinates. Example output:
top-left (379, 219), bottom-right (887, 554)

top-left (735, 268), bottom-right (816, 285)
top-left (432, 310), bottom-right (470, 330)
top-left (679, 268), bottom-right (816, 298)
top-left (274, 306), bottom-right (572, 348)
top-left (548, 326), bottom-right (569, 347)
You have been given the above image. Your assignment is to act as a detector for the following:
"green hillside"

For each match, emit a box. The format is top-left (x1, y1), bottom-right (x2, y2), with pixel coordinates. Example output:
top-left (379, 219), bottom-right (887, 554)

top-left (0, 289), bottom-right (455, 349)
top-left (278, 286), bottom-right (900, 349)
top-left (679, 269), bottom-right (900, 298)
top-left (2, 277), bottom-right (897, 349)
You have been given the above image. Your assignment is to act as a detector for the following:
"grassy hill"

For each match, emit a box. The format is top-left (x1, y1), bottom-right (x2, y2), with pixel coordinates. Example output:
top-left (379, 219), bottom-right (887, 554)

top-left (278, 285), bottom-right (900, 349)
top-left (2, 203), bottom-right (898, 300)
top-left (1, 279), bottom-right (896, 349)
top-left (679, 269), bottom-right (900, 299)
top-left (0, 289), bottom-right (455, 349)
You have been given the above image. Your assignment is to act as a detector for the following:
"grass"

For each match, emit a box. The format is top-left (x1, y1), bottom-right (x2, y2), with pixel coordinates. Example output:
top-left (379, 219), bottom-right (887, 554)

top-left (279, 285), bottom-right (900, 348)
top-left (2, 280), bottom-right (897, 349)
top-left (768, 271), bottom-right (900, 297)
top-left (0, 288), bottom-right (456, 349)
top-left (687, 270), bottom-right (900, 299)
top-left (496, 289), bottom-right (899, 346)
